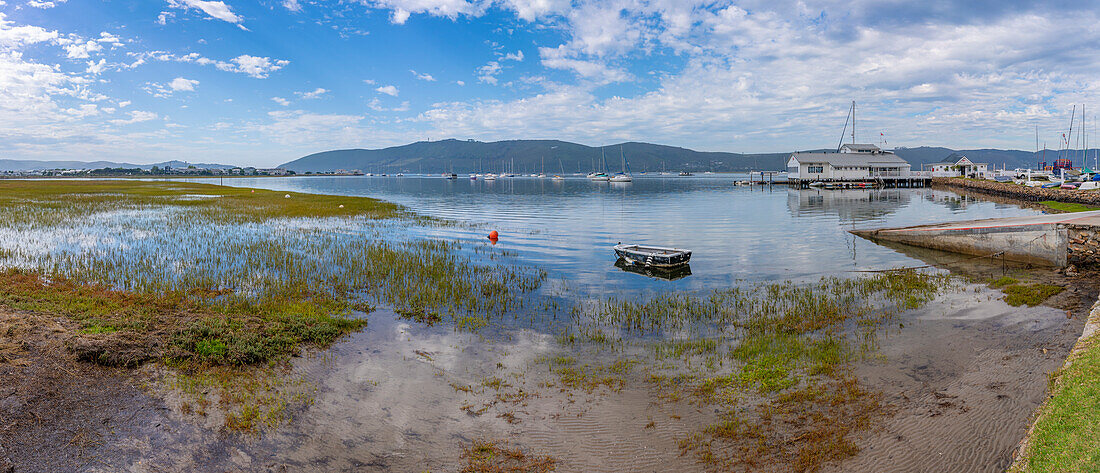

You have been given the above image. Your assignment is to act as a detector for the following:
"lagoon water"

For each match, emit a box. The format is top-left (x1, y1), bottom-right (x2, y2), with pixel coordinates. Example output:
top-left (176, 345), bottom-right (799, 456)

top-left (136, 175), bottom-right (1085, 472)
top-left (188, 174), bottom-right (1044, 292)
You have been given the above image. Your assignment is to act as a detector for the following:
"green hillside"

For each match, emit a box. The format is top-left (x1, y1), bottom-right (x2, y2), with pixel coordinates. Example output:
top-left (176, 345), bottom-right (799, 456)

top-left (279, 139), bottom-right (791, 173)
top-left (279, 140), bottom-right (1093, 174)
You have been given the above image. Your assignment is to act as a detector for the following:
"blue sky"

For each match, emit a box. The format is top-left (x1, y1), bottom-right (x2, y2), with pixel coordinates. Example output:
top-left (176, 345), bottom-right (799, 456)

top-left (1, 0), bottom-right (1099, 166)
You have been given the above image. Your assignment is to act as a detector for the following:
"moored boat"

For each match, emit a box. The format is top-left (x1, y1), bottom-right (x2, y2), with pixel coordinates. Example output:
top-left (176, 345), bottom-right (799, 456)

top-left (614, 243), bottom-right (692, 268)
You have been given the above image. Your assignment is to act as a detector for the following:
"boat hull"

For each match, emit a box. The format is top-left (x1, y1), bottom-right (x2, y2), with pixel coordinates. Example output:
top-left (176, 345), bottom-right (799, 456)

top-left (614, 245), bottom-right (691, 268)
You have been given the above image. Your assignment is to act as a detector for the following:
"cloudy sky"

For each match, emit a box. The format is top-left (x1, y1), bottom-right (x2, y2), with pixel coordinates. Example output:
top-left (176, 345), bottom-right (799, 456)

top-left (1, 0), bottom-right (1098, 166)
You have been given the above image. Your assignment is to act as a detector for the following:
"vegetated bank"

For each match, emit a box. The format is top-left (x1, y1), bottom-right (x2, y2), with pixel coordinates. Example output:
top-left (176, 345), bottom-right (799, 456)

top-left (0, 180), bottom-right (544, 439)
top-left (1010, 298), bottom-right (1100, 472)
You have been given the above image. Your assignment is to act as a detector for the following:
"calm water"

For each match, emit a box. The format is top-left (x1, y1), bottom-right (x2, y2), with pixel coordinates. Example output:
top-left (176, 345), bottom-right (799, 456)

top-left (136, 174), bottom-right (1080, 473)
top-left (186, 174), bottom-right (1044, 294)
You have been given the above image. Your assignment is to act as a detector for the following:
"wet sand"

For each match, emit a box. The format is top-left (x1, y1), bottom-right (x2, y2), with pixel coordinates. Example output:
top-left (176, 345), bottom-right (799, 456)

top-left (1, 275), bottom-right (1091, 472)
top-left (830, 288), bottom-right (1087, 472)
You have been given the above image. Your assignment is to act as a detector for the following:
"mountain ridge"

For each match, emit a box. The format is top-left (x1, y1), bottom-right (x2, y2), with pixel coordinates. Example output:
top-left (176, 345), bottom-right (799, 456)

top-left (280, 139), bottom-right (1088, 173)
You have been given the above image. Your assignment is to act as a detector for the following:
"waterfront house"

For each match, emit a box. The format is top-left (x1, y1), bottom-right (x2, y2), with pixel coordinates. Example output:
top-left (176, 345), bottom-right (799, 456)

top-left (787, 144), bottom-right (911, 181)
top-left (926, 155), bottom-right (988, 178)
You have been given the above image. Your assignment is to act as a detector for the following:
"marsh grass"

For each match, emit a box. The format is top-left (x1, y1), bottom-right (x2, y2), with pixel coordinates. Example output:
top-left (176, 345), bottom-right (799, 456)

top-left (1003, 283), bottom-right (1064, 307)
top-left (169, 366), bottom-right (313, 434)
top-left (567, 270), bottom-right (956, 472)
top-left (0, 180), bottom-right (546, 431)
top-left (460, 439), bottom-right (557, 473)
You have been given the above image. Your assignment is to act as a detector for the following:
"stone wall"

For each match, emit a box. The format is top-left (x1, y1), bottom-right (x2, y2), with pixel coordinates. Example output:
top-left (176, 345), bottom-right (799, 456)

top-left (1066, 224), bottom-right (1100, 266)
top-left (933, 177), bottom-right (1100, 206)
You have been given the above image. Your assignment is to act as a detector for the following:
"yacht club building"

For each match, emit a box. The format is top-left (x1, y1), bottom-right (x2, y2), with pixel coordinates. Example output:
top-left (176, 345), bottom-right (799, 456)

top-left (787, 144), bottom-right (929, 188)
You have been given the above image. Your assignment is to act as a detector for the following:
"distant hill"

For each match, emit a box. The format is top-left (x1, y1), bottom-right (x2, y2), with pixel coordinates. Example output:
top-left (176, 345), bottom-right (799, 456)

top-left (0, 159), bottom-right (236, 172)
top-left (282, 140), bottom-right (1094, 173)
top-left (6, 141), bottom-right (1093, 174)
top-left (281, 139), bottom-right (792, 173)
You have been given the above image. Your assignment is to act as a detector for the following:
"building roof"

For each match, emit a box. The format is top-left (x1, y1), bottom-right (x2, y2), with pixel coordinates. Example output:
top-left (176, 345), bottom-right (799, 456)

top-left (840, 143), bottom-right (881, 152)
top-left (789, 152), bottom-right (909, 166)
top-left (930, 154), bottom-right (986, 166)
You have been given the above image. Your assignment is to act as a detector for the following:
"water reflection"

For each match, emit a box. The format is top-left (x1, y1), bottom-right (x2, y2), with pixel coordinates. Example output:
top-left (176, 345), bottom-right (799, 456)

top-left (787, 188), bottom-right (910, 222)
top-left (613, 259), bottom-right (692, 280)
top-left (173, 176), bottom-right (1049, 292)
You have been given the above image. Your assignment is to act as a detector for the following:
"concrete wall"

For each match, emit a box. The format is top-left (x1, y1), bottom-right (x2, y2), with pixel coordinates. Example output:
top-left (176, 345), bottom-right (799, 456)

top-left (855, 224), bottom-right (1069, 267)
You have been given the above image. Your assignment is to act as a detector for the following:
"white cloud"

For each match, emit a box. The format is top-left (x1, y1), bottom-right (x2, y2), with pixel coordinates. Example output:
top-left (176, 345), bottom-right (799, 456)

top-left (407, 5), bottom-right (1100, 151)
top-left (456, 80), bottom-right (465, 86)
top-left (215, 54), bottom-right (289, 78)
top-left (134, 51), bottom-right (290, 78)
top-left (85, 58), bottom-right (107, 74)
top-left (169, 77), bottom-right (199, 91)
top-left (296, 87), bottom-right (328, 99)
top-left (156, 11), bottom-right (173, 25)
top-left (118, 101), bottom-right (131, 108)
top-left (271, 96), bottom-right (290, 106)
top-left (27, 0), bottom-right (67, 8)
top-left (411, 69), bottom-right (436, 81)
top-left (375, 85), bottom-right (398, 96)
top-left (248, 110), bottom-right (365, 146)
top-left (363, 0), bottom-right (490, 24)
top-left (166, 0), bottom-right (244, 26)
top-left (0, 16), bottom-right (58, 48)
top-left (477, 61), bottom-right (501, 84)
top-left (503, 50), bottom-right (523, 62)
top-left (538, 45), bottom-right (629, 84)
top-left (96, 32), bottom-right (123, 46)
top-left (110, 110), bottom-right (158, 125)
top-left (282, 0), bottom-right (301, 12)
top-left (144, 77), bottom-right (199, 97)
top-left (63, 40), bottom-right (102, 59)
top-left (363, 79), bottom-right (376, 85)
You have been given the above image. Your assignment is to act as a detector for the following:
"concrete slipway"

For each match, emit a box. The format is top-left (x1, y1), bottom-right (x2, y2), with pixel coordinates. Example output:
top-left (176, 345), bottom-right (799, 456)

top-left (852, 210), bottom-right (1100, 267)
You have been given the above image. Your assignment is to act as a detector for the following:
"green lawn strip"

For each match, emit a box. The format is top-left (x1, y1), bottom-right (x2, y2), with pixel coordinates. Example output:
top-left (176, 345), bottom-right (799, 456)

top-left (0, 179), bottom-right (405, 223)
top-left (1018, 337), bottom-right (1100, 473)
top-left (1038, 200), bottom-right (1100, 213)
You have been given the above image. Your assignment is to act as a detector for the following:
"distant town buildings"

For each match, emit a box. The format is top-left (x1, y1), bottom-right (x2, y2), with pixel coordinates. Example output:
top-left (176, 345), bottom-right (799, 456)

top-left (0, 166), bottom-right (296, 177)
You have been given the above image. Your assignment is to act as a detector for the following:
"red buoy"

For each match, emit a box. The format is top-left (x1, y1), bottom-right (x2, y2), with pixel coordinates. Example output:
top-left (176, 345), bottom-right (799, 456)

top-left (488, 230), bottom-right (499, 240)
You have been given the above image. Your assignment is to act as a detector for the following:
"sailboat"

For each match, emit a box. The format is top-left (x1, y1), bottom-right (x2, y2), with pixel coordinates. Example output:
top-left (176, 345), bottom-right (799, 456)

top-left (552, 159), bottom-right (565, 180)
top-left (589, 148), bottom-right (611, 181)
top-left (609, 145), bottom-right (633, 182)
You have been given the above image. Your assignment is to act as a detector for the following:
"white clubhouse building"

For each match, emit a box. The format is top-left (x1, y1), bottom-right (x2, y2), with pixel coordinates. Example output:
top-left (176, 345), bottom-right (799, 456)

top-left (787, 144), bottom-right (911, 180)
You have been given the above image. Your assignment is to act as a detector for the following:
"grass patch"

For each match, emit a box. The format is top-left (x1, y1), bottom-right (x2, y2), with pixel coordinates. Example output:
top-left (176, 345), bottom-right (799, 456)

top-left (655, 338), bottom-right (717, 359)
top-left (0, 179), bottom-right (404, 224)
top-left (582, 271), bottom-right (956, 472)
top-left (1003, 283), bottom-right (1064, 307)
top-left (0, 179), bottom-right (546, 432)
top-left (460, 439), bottom-right (556, 473)
top-left (989, 276), bottom-right (1020, 288)
top-left (1015, 338), bottom-right (1100, 472)
top-left (1038, 200), bottom-right (1100, 213)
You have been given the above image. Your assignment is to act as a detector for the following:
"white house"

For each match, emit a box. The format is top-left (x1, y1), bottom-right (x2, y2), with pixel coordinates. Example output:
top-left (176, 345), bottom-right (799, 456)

top-left (787, 144), bottom-right (911, 181)
top-left (926, 155), bottom-right (988, 178)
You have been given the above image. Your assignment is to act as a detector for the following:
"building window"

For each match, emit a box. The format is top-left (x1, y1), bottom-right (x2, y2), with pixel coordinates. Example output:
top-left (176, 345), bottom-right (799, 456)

top-left (808, 166), bottom-right (824, 173)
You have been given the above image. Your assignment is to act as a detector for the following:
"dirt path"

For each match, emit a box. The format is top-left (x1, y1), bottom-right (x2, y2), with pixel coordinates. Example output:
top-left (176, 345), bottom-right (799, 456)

top-left (0, 310), bottom-right (190, 472)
